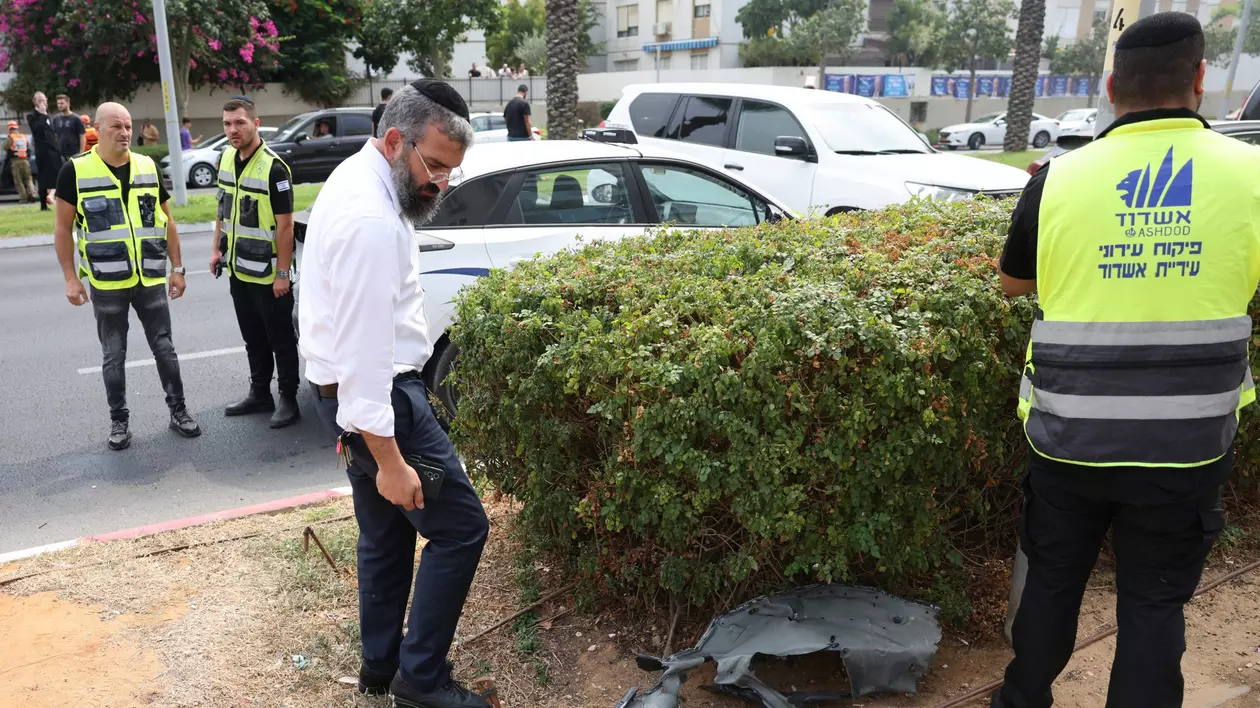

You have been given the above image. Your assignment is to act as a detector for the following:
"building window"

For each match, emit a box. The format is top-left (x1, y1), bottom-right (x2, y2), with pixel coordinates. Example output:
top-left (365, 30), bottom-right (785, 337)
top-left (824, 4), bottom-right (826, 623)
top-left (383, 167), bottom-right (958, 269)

top-left (614, 58), bottom-right (641, 72)
top-left (694, 3), bottom-right (711, 17)
top-left (657, 0), bottom-right (674, 25)
top-left (657, 54), bottom-right (672, 70)
top-left (617, 4), bottom-right (640, 37)
top-left (690, 50), bottom-right (708, 70)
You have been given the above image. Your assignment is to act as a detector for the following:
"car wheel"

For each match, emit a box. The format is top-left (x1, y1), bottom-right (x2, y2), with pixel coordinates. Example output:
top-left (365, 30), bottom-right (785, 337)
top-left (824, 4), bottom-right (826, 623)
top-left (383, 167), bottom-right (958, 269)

top-left (423, 338), bottom-right (461, 424)
top-left (190, 163), bottom-right (216, 188)
top-left (1032, 131), bottom-right (1051, 149)
top-left (968, 133), bottom-right (985, 151)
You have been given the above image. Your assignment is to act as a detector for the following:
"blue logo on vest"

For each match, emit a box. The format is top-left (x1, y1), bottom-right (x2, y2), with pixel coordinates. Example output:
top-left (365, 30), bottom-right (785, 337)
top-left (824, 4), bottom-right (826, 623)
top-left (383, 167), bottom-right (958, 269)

top-left (1117, 147), bottom-right (1192, 208)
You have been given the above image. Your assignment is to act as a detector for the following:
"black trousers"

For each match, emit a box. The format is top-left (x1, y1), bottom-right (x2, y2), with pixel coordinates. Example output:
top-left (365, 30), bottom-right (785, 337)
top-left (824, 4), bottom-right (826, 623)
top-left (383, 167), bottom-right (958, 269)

top-left (993, 450), bottom-right (1229, 708)
top-left (229, 276), bottom-right (299, 397)
top-left (91, 284), bottom-right (186, 421)
top-left (311, 376), bottom-right (489, 692)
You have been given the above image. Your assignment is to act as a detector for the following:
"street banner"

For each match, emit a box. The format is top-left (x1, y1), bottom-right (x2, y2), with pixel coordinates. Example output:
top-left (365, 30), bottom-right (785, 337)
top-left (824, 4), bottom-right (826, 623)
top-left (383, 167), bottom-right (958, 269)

top-left (953, 76), bottom-right (971, 99)
top-left (931, 75), bottom-right (950, 96)
top-left (976, 76), bottom-right (995, 97)
top-left (855, 75), bottom-right (878, 97)
top-left (1072, 76), bottom-right (1092, 97)
top-left (882, 74), bottom-right (909, 97)
top-left (997, 76), bottom-right (1012, 97)
top-left (1050, 75), bottom-right (1069, 96)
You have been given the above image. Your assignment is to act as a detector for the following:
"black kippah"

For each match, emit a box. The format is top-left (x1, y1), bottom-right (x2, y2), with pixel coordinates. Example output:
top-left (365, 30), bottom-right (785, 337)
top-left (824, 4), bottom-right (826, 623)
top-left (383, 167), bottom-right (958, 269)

top-left (1116, 11), bottom-right (1202, 50)
top-left (409, 79), bottom-right (471, 122)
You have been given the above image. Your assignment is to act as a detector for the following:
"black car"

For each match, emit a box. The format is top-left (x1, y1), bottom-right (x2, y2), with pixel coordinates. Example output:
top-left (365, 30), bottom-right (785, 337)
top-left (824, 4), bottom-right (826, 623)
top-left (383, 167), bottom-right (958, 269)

top-left (265, 107), bottom-right (375, 184)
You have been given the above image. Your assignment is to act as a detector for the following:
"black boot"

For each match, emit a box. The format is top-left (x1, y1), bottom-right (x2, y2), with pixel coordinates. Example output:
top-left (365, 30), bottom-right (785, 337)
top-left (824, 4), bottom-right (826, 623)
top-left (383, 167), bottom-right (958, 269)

top-left (225, 385), bottom-right (275, 416)
top-left (390, 674), bottom-right (489, 708)
top-left (357, 664), bottom-right (394, 696)
top-left (269, 393), bottom-right (300, 429)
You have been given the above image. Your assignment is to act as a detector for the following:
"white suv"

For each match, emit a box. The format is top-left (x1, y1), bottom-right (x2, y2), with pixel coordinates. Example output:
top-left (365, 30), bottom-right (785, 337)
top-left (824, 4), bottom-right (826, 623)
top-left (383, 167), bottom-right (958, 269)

top-left (605, 83), bottom-right (1029, 215)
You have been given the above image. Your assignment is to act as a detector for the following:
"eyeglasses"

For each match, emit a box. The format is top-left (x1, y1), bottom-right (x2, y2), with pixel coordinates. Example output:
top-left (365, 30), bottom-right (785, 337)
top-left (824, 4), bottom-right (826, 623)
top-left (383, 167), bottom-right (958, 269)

top-left (413, 144), bottom-right (462, 184)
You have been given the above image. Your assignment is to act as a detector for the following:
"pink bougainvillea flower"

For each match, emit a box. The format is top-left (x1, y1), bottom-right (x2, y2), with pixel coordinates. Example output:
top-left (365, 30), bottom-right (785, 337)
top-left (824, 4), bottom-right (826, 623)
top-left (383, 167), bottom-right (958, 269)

top-left (68, 78), bottom-right (80, 87)
top-left (208, 38), bottom-right (221, 50)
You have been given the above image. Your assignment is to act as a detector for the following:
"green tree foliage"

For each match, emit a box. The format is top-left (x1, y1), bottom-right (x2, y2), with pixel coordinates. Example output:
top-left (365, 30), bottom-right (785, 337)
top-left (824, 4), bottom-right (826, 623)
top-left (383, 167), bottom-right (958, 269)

top-left (487, 0), bottom-right (601, 71)
top-left (451, 198), bottom-right (1039, 617)
top-left (354, 0), bottom-right (406, 76)
top-left (1204, 2), bottom-right (1260, 66)
top-left (936, 0), bottom-right (1016, 120)
top-left (886, 0), bottom-right (945, 67)
top-left (735, 0), bottom-right (831, 38)
top-left (794, 0), bottom-right (869, 80)
top-left (739, 36), bottom-right (821, 67)
top-left (269, 0), bottom-right (363, 107)
top-left (1047, 15), bottom-right (1106, 80)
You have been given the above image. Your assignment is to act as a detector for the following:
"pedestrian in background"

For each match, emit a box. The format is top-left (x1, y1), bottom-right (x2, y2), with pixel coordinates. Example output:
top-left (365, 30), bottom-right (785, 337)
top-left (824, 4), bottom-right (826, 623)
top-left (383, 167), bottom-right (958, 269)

top-left (179, 118), bottom-right (200, 150)
top-left (51, 93), bottom-right (86, 158)
top-left (83, 114), bottom-right (99, 150)
top-left (53, 102), bottom-right (201, 450)
top-left (210, 97), bottom-right (300, 429)
top-left (372, 87), bottom-right (394, 138)
top-left (516, 63), bottom-right (529, 78)
top-left (504, 84), bottom-right (533, 142)
top-left (3, 121), bottom-right (37, 203)
top-left (468, 63), bottom-right (482, 78)
top-left (993, 12), bottom-right (1260, 708)
top-left (27, 92), bottom-right (62, 211)
top-left (140, 118), bottom-right (160, 146)
top-left (300, 80), bottom-right (490, 707)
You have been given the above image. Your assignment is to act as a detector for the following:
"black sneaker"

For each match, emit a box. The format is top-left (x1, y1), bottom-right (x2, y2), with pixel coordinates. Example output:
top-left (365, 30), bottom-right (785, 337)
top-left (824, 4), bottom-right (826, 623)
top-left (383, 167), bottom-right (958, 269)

top-left (108, 420), bottom-right (132, 451)
top-left (169, 407), bottom-right (202, 438)
top-left (357, 664), bottom-right (394, 696)
top-left (390, 675), bottom-right (489, 708)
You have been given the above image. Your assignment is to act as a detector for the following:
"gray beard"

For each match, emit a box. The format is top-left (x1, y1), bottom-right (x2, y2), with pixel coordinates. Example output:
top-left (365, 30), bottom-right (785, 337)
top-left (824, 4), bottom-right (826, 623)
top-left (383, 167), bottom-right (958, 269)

top-left (391, 153), bottom-right (442, 225)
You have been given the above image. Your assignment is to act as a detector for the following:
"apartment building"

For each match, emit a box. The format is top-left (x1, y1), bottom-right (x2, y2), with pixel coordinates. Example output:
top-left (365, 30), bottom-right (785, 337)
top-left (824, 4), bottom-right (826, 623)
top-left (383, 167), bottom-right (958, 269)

top-left (1044, 0), bottom-right (1228, 42)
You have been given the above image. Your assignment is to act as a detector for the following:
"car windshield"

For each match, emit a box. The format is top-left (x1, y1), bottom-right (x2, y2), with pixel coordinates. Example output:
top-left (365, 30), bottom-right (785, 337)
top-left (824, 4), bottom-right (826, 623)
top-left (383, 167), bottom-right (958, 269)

top-left (807, 103), bottom-right (931, 154)
top-left (272, 114), bottom-right (313, 142)
top-left (973, 112), bottom-right (1003, 124)
top-left (196, 133), bottom-right (226, 150)
top-left (1058, 109), bottom-right (1093, 122)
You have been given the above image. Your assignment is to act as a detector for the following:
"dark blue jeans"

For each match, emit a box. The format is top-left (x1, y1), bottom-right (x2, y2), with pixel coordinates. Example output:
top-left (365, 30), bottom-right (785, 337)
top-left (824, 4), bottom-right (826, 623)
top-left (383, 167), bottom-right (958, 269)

top-left (91, 283), bottom-right (186, 421)
top-left (312, 377), bottom-right (489, 692)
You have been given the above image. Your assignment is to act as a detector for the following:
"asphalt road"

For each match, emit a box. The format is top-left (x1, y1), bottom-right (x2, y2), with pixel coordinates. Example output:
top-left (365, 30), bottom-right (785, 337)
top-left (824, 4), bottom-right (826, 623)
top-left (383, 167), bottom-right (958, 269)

top-left (0, 231), bottom-right (346, 554)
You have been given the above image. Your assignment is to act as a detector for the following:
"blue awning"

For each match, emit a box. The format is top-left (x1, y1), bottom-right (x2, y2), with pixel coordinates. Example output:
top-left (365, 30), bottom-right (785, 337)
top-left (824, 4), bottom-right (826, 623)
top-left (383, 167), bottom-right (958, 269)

top-left (642, 36), bottom-right (718, 53)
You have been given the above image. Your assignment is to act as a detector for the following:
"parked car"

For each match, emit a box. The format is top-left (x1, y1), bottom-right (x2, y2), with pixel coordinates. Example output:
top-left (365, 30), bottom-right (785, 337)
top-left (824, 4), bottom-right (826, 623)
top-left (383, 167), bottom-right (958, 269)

top-left (159, 127), bottom-right (277, 189)
top-left (1024, 120), bottom-right (1260, 174)
top-left (469, 112), bottom-right (541, 143)
top-left (1055, 108), bottom-right (1097, 138)
top-left (938, 111), bottom-right (1061, 151)
top-left (264, 107), bottom-right (375, 184)
top-left (293, 130), bottom-right (793, 416)
top-left (602, 83), bottom-right (1028, 216)
top-left (0, 150), bottom-right (39, 197)
top-left (1227, 80), bottom-right (1260, 120)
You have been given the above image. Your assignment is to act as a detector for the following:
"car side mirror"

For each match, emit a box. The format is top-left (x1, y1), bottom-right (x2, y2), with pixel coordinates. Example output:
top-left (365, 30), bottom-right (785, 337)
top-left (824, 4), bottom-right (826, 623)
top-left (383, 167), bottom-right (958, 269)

top-left (774, 136), bottom-right (811, 160)
top-left (295, 133), bottom-right (307, 143)
top-left (591, 183), bottom-right (614, 204)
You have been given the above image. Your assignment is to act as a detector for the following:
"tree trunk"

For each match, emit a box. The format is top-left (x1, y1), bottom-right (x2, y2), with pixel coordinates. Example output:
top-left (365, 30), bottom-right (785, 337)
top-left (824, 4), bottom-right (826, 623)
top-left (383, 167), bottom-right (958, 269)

top-left (1003, 0), bottom-right (1046, 152)
top-left (546, 0), bottom-right (581, 139)
top-left (965, 56), bottom-right (977, 123)
top-left (818, 52), bottom-right (826, 90)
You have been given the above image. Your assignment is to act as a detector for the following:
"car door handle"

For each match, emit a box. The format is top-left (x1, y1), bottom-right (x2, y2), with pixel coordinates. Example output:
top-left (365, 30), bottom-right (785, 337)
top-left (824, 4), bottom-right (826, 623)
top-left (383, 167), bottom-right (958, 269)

top-left (724, 163), bottom-right (745, 171)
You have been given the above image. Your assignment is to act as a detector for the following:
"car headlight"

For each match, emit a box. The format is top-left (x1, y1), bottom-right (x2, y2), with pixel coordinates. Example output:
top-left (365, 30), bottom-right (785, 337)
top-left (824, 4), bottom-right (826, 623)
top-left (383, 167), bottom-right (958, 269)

top-left (905, 182), bottom-right (975, 202)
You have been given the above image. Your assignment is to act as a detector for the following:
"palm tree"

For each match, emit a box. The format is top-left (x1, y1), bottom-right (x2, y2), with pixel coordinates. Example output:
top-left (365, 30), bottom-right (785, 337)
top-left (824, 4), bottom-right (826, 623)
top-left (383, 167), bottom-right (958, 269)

top-left (1003, 0), bottom-right (1046, 152)
top-left (546, 0), bottom-right (581, 140)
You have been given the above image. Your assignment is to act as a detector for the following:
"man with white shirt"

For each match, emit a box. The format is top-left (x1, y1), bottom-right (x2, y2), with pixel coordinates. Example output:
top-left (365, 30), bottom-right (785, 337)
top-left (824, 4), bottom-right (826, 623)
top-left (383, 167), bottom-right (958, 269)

top-left (298, 81), bottom-right (490, 708)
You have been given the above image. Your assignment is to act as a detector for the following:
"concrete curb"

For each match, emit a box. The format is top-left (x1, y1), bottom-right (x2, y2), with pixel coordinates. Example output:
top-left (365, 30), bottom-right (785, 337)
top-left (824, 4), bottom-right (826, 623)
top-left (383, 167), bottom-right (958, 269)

top-left (0, 485), bottom-right (353, 565)
top-left (0, 221), bottom-right (217, 251)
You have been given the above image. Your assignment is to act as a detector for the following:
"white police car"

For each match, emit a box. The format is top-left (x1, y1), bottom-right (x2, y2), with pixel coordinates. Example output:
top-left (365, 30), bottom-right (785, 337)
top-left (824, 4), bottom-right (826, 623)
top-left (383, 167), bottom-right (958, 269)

top-left (295, 129), bottom-right (793, 416)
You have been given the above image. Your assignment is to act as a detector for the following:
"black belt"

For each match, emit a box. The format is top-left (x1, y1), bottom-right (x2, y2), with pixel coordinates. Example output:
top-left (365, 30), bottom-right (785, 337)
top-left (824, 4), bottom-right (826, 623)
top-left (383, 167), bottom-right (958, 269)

top-left (317, 369), bottom-right (421, 399)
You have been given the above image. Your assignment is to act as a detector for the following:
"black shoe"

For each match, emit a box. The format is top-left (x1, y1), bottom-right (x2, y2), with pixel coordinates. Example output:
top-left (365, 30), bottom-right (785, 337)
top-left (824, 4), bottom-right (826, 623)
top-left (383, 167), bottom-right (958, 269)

top-left (225, 389), bottom-right (274, 416)
top-left (269, 394), bottom-right (300, 429)
top-left (169, 407), bottom-right (202, 437)
top-left (357, 664), bottom-right (394, 696)
top-left (390, 675), bottom-right (489, 708)
top-left (108, 419), bottom-right (132, 451)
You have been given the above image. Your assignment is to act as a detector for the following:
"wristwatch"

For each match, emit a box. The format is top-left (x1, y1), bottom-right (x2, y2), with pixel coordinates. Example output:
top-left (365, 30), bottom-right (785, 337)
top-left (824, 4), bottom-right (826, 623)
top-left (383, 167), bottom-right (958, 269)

top-left (277, 269), bottom-right (290, 280)
top-left (171, 266), bottom-right (186, 275)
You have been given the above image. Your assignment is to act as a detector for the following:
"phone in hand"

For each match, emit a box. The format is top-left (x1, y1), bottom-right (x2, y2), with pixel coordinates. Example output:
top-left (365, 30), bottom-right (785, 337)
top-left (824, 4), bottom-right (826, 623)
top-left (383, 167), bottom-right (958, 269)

top-left (403, 453), bottom-right (446, 501)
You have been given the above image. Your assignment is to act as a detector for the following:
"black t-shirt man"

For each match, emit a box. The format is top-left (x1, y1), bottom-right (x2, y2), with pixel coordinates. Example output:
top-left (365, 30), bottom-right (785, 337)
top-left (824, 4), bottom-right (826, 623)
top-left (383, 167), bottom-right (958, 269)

top-left (27, 111), bottom-right (59, 156)
top-left (371, 103), bottom-right (388, 138)
top-left (504, 96), bottom-right (532, 139)
top-left (233, 142), bottom-right (295, 216)
top-left (51, 113), bottom-right (86, 157)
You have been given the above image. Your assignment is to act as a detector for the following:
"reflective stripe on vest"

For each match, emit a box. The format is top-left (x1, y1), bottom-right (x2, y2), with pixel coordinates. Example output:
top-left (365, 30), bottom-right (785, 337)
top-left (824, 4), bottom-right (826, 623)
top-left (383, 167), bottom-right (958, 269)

top-left (1023, 118), bottom-right (1260, 468)
top-left (218, 143), bottom-right (289, 285)
top-left (218, 169), bottom-right (235, 186)
top-left (239, 176), bottom-right (269, 192)
top-left (78, 176), bottom-right (116, 190)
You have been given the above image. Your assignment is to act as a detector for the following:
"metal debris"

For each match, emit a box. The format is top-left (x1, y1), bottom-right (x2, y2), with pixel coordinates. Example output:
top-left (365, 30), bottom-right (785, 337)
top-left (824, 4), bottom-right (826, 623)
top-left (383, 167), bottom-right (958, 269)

top-left (615, 584), bottom-right (942, 708)
top-left (302, 527), bottom-right (339, 572)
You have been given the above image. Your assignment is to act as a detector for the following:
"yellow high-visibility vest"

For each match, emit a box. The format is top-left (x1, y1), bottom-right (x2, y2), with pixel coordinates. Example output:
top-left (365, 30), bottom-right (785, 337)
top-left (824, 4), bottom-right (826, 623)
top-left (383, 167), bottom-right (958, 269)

top-left (72, 147), bottom-right (168, 290)
top-left (216, 143), bottom-right (288, 285)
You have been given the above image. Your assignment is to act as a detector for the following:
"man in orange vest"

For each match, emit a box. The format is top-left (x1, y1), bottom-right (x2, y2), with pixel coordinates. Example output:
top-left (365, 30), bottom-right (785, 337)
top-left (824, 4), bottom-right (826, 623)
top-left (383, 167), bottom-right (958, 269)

top-left (82, 114), bottom-right (99, 150)
top-left (3, 120), bottom-right (37, 203)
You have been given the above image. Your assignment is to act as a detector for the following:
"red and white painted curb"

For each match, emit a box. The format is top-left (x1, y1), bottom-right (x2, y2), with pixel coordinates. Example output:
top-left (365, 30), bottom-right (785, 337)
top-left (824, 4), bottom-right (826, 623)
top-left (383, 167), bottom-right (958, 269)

top-left (0, 486), bottom-right (353, 565)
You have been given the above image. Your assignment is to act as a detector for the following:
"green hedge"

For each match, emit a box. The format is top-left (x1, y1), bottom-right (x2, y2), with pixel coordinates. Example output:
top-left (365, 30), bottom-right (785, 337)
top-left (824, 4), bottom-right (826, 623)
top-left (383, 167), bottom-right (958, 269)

top-left (132, 144), bottom-right (169, 161)
top-left (451, 198), bottom-right (1260, 612)
top-left (452, 199), bottom-right (1038, 609)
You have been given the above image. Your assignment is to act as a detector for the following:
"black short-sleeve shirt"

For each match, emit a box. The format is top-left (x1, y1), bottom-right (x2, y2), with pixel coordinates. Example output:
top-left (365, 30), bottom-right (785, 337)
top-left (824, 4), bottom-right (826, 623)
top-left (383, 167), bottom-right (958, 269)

top-left (371, 103), bottom-right (387, 137)
top-left (56, 157), bottom-right (172, 207)
top-left (997, 165), bottom-right (1047, 281)
top-left (504, 97), bottom-right (531, 139)
top-left (232, 143), bottom-right (294, 216)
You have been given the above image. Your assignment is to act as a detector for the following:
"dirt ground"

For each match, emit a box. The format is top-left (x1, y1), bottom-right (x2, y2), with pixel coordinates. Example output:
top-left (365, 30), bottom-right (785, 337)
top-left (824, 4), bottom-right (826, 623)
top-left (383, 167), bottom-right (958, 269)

top-left (2, 496), bottom-right (1258, 708)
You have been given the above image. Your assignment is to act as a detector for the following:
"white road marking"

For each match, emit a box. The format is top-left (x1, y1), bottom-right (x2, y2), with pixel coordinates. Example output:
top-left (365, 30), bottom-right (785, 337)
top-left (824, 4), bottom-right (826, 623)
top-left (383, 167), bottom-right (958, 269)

top-left (77, 346), bottom-right (246, 375)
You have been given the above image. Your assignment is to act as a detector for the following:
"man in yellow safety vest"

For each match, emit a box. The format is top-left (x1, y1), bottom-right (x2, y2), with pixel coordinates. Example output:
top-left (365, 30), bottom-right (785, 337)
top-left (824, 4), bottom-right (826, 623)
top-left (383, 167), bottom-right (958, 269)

top-left (993, 13), bottom-right (1260, 707)
top-left (52, 102), bottom-right (201, 451)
